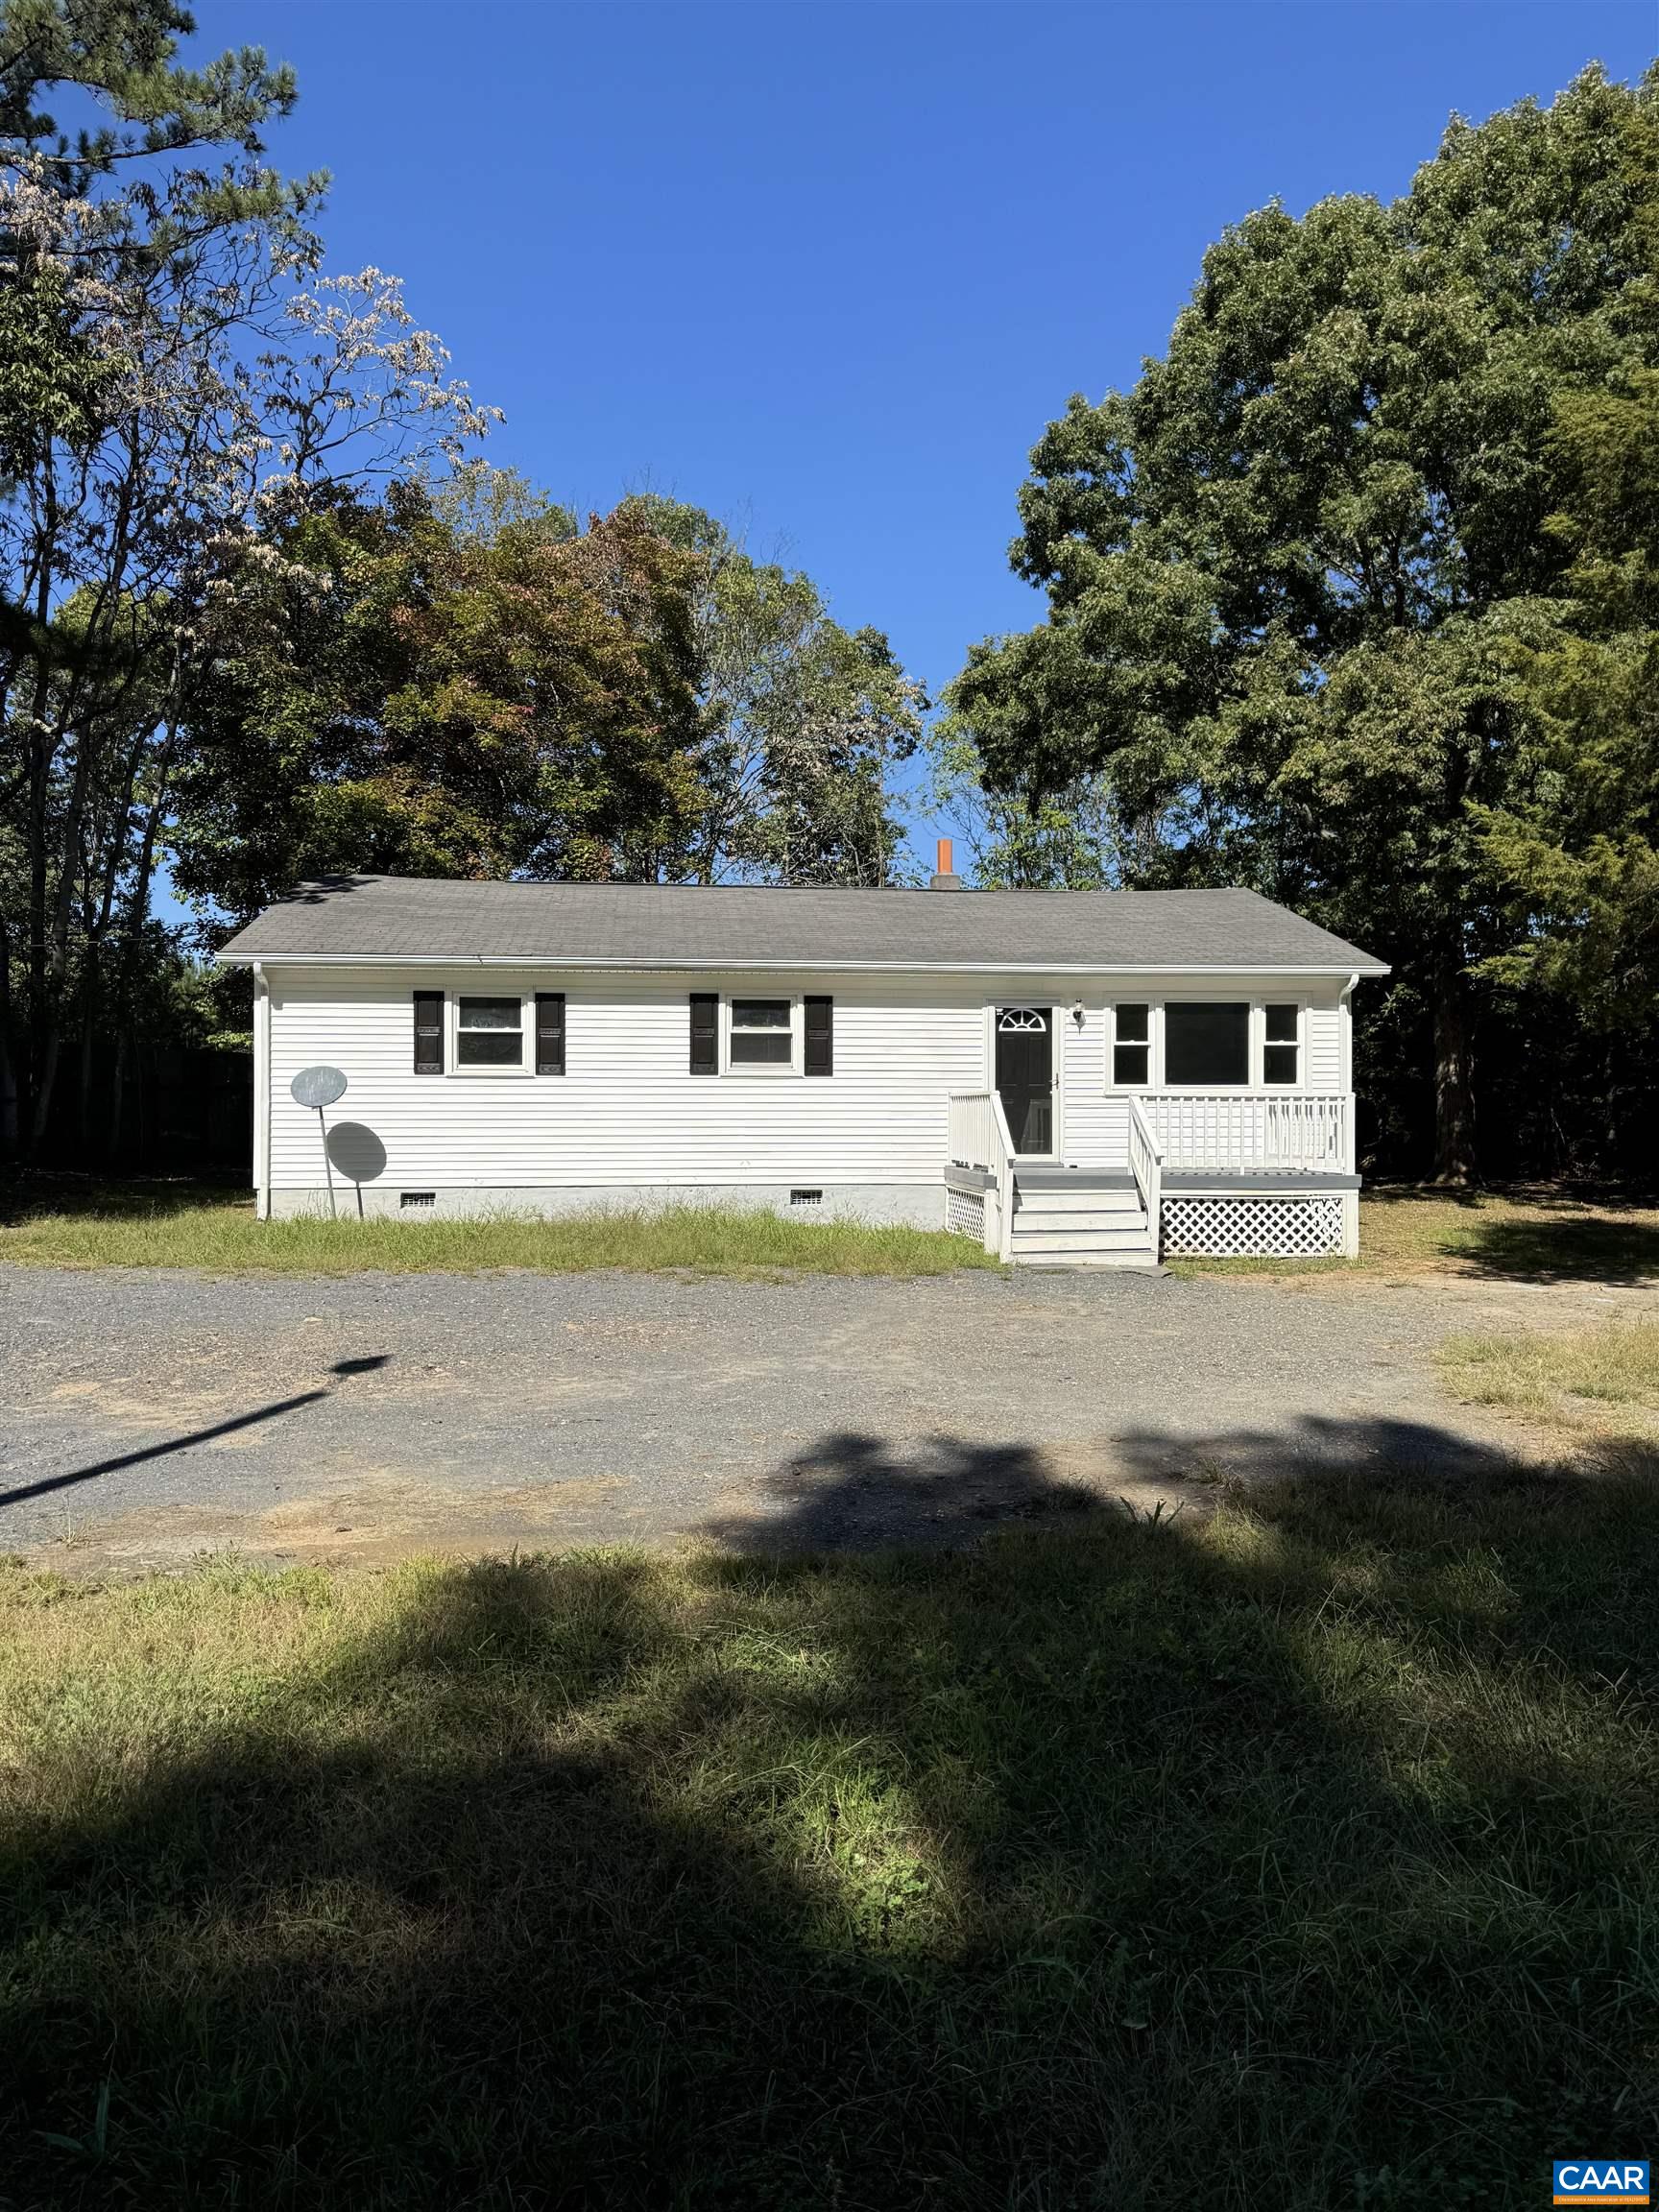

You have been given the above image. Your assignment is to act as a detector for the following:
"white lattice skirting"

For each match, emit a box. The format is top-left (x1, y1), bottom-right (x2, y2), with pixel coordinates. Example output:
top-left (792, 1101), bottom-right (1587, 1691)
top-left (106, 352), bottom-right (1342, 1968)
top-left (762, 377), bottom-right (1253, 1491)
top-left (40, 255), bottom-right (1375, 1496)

top-left (1161, 1194), bottom-right (1345, 1258)
top-left (947, 1187), bottom-right (987, 1240)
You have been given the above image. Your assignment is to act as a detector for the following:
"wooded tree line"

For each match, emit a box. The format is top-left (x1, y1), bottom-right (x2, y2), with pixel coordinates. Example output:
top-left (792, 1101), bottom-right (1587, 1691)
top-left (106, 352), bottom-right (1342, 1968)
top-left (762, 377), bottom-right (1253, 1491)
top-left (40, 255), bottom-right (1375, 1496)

top-left (944, 61), bottom-right (1657, 1182)
top-left (0, 0), bottom-right (923, 1162)
top-left (1, 6), bottom-right (1652, 1183)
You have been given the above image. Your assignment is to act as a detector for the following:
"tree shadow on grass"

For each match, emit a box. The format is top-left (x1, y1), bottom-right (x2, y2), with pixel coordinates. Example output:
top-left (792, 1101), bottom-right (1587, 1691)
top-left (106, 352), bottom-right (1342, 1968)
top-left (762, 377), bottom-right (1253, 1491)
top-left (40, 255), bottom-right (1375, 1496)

top-left (4, 1423), bottom-right (1659, 2210)
top-left (1450, 1209), bottom-right (1659, 1284)
top-left (0, 1171), bottom-right (249, 1226)
top-left (1366, 1183), bottom-right (1659, 1283)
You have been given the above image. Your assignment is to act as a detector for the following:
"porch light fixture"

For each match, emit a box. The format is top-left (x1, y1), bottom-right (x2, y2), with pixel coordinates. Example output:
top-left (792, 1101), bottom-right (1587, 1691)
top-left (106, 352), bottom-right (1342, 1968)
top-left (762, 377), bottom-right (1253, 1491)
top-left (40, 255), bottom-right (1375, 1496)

top-left (1070, 999), bottom-right (1086, 1028)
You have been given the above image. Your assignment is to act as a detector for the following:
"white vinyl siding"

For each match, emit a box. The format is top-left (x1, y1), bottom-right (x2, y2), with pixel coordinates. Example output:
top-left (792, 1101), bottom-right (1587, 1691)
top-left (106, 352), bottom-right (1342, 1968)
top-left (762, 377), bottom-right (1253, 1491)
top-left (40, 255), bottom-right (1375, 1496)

top-left (262, 966), bottom-right (1353, 1195)
top-left (268, 968), bottom-right (988, 1192)
top-left (1307, 1000), bottom-right (1343, 1090)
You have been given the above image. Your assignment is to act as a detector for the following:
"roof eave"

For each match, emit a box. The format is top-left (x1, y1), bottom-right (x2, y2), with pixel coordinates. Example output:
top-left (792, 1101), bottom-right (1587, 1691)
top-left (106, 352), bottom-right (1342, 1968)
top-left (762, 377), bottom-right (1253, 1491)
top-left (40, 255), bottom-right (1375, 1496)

top-left (218, 950), bottom-right (1390, 977)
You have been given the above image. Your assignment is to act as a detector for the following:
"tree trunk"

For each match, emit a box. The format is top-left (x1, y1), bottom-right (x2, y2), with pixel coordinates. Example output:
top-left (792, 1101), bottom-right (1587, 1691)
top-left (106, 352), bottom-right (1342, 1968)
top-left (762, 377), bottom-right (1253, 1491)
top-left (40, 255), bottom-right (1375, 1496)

top-left (108, 1028), bottom-right (128, 1166)
top-left (0, 915), bottom-right (16, 1161)
top-left (75, 983), bottom-right (97, 1157)
top-left (1432, 959), bottom-right (1479, 1185)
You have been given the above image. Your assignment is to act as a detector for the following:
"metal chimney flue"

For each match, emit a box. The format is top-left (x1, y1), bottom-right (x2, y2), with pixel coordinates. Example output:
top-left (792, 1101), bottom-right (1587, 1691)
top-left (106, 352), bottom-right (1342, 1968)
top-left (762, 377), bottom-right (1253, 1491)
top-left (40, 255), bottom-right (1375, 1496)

top-left (930, 836), bottom-right (962, 889)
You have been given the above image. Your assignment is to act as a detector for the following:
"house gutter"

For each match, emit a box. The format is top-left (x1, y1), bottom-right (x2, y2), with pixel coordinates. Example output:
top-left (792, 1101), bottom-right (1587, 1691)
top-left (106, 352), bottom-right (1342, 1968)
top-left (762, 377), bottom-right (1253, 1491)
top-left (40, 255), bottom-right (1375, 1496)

top-left (217, 952), bottom-right (1391, 978)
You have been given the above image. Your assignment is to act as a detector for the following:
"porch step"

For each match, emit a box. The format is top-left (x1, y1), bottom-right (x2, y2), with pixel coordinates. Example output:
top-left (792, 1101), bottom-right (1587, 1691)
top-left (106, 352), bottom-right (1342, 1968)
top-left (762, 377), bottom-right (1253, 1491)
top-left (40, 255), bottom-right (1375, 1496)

top-left (1011, 1237), bottom-right (1158, 1267)
top-left (1007, 1176), bottom-right (1157, 1268)
top-left (1012, 1231), bottom-right (1156, 1261)
top-left (1012, 1214), bottom-right (1149, 1246)
top-left (1014, 1251), bottom-right (1159, 1269)
top-left (1013, 1190), bottom-right (1143, 1220)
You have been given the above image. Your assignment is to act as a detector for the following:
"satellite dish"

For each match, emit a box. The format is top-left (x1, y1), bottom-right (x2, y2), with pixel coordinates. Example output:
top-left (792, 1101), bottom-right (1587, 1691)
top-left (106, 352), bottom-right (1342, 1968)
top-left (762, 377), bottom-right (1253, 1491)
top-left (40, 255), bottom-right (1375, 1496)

top-left (325, 1122), bottom-right (387, 1184)
top-left (291, 1065), bottom-right (347, 1110)
top-left (290, 1066), bottom-right (349, 1217)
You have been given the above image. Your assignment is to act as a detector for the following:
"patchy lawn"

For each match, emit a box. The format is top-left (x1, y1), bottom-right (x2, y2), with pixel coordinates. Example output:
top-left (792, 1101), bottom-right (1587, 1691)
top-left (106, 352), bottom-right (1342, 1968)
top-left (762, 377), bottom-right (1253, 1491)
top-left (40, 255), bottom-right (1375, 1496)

top-left (5, 1468), bottom-right (1659, 2208)
top-left (0, 1178), bottom-right (998, 1279)
top-left (1173, 1186), bottom-right (1659, 1284)
top-left (1441, 1318), bottom-right (1659, 1434)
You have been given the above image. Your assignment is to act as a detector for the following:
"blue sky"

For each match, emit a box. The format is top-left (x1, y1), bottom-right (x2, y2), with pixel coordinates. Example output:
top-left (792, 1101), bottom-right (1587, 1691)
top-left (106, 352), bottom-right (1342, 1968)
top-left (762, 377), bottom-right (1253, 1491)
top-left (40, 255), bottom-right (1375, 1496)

top-left (198, 0), bottom-right (1651, 882)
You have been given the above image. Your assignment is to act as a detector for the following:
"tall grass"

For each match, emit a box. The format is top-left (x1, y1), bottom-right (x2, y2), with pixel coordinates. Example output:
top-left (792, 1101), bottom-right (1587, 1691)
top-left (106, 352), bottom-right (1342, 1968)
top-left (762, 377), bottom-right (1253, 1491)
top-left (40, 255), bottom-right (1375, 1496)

top-left (1442, 1318), bottom-right (1659, 1421)
top-left (5, 1466), bottom-right (1659, 2207)
top-left (0, 1193), bottom-right (999, 1278)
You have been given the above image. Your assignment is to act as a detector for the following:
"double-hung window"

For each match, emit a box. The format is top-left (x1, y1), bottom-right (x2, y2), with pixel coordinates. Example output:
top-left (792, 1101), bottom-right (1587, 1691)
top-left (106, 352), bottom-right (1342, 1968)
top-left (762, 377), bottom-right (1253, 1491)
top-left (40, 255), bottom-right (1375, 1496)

top-left (455, 995), bottom-right (528, 1072)
top-left (1110, 1002), bottom-right (1151, 1087)
top-left (729, 998), bottom-right (796, 1072)
top-left (1262, 1002), bottom-right (1302, 1086)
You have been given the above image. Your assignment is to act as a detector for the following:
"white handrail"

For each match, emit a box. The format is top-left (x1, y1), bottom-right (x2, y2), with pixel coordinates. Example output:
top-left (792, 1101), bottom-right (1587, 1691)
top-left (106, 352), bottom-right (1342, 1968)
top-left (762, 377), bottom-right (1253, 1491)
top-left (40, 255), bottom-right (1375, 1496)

top-left (1127, 1094), bottom-right (1163, 1260)
top-left (948, 1091), bottom-right (1016, 1261)
top-left (987, 1090), bottom-right (1017, 1262)
top-left (947, 1090), bottom-right (996, 1173)
top-left (1138, 1092), bottom-right (1349, 1174)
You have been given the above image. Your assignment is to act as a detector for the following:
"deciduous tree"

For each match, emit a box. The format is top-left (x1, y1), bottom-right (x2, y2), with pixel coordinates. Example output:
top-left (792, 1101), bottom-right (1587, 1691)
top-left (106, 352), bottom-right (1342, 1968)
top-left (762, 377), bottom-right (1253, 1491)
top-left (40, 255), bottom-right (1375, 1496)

top-left (0, 0), bottom-right (493, 1153)
top-left (947, 64), bottom-right (1658, 1181)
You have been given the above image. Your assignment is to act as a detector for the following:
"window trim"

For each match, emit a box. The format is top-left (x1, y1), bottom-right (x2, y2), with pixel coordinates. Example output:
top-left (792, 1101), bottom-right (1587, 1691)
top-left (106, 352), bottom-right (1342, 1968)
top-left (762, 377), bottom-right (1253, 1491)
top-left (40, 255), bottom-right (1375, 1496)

top-left (1106, 1000), bottom-right (1153, 1091)
top-left (723, 993), bottom-right (804, 1077)
top-left (1103, 997), bottom-right (1310, 1093)
top-left (1260, 998), bottom-right (1305, 1089)
top-left (448, 990), bottom-right (535, 1078)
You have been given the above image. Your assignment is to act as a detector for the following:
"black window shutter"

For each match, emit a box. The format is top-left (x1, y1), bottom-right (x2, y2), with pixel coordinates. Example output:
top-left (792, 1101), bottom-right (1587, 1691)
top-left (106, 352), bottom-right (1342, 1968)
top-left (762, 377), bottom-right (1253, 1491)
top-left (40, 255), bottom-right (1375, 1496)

top-left (804, 995), bottom-right (833, 1076)
top-left (535, 993), bottom-right (565, 1075)
top-left (689, 993), bottom-right (718, 1074)
top-left (414, 990), bottom-right (444, 1074)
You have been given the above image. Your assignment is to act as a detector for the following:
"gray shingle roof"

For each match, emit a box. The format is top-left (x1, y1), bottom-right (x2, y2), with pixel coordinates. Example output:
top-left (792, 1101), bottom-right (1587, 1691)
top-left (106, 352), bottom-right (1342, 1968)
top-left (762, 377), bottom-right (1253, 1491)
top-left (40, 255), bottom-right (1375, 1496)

top-left (217, 875), bottom-right (1387, 973)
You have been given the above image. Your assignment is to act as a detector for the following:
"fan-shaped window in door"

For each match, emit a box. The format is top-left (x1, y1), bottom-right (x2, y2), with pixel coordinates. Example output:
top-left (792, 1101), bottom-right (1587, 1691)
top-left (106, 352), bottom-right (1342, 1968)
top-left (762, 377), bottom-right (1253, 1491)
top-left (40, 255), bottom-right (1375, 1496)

top-left (998, 1007), bottom-right (1047, 1033)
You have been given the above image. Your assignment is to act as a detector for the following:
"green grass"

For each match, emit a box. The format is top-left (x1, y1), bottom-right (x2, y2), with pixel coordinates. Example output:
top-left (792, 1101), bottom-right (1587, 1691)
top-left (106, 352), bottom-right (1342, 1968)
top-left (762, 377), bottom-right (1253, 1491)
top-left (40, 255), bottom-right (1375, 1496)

top-left (0, 1180), bottom-right (998, 1278)
top-left (1441, 1319), bottom-right (1659, 1427)
top-left (6, 1467), bottom-right (1659, 2208)
top-left (1172, 1187), bottom-right (1659, 1282)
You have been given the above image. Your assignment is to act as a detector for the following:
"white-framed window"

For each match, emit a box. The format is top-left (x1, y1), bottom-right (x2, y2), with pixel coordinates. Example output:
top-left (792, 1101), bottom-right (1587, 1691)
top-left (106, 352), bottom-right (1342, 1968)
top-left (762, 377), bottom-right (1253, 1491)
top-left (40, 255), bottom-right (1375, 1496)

top-left (1108, 1001), bottom-right (1152, 1088)
top-left (1262, 1000), bottom-right (1303, 1087)
top-left (726, 995), bottom-right (801, 1075)
top-left (451, 992), bottom-right (532, 1075)
top-left (1104, 998), bottom-right (1308, 1090)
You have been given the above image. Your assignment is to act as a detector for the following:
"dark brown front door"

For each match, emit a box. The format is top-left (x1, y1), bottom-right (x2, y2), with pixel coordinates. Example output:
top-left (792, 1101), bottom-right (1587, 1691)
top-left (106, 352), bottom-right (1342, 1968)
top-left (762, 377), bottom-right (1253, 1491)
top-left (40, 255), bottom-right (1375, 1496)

top-left (996, 1007), bottom-right (1052, 1154)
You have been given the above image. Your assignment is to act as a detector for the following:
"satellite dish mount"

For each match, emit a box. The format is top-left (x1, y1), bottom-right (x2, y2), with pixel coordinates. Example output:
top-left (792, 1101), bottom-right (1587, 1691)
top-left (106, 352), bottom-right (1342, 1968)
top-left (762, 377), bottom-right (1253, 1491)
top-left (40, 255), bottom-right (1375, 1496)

top-left (289, 1065), bottom-right (349, 1219)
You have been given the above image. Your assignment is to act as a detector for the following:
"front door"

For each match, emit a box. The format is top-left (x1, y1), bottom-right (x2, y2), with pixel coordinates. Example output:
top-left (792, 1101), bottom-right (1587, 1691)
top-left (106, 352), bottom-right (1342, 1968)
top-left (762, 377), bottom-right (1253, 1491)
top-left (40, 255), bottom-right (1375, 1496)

top-left (996, 1006), bottom-right (1053, 1155)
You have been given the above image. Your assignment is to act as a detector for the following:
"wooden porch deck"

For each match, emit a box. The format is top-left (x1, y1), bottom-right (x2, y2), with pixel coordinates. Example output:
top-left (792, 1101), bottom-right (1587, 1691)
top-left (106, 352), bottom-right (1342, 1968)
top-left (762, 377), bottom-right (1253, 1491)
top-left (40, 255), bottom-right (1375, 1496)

top-left (946, 1091), bottom-right (1360, 1266)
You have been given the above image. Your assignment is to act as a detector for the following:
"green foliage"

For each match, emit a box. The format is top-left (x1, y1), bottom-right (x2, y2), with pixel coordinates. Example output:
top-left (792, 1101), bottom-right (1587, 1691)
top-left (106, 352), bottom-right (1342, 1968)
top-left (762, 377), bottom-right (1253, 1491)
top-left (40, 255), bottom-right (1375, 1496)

top-left (1474, 370), bottom-right (1659, 1023)
top-left (173, 480), bottom-right (926, 917)
top-left (600, 494), bottom-right (925, 885)
top-left (0, 0), bottom-right (486, 1162)
top-left (171, 486), bottom-right (708, 908)
top-left (0, 0), bottom-right (297, 171)
top-left (947, 64), bottom-right (1659, 1178)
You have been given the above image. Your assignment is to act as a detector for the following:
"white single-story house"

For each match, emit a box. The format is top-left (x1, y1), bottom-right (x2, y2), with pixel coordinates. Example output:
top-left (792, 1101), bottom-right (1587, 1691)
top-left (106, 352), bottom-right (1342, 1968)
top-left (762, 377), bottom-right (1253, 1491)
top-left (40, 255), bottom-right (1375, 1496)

top-left (218, 855), bottom-right (1388, 1266)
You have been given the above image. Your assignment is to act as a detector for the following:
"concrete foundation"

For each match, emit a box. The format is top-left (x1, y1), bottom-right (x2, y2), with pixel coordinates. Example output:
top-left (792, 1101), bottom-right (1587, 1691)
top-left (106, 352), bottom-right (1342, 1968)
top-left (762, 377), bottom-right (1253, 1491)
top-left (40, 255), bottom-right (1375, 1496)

top-left (263, 1182), bottom-right (950, 1230)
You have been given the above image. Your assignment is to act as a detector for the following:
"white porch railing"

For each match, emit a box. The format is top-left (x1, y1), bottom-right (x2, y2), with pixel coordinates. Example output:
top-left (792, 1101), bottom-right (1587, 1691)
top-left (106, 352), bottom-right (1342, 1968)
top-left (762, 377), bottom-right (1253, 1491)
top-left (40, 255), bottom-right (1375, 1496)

top-left (1140, 1092), bottom-right (1352, 1175)
top-left (948, 1091), bottom-right (1017, 1261)
top-left (1127, 1094), bottom-right (1163, 1253)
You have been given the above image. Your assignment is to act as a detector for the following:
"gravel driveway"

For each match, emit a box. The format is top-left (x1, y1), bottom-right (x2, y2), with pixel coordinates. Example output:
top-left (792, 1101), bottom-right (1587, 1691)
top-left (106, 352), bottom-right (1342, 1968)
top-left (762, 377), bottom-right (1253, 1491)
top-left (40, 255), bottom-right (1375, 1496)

top-left (0, 1263), bottom-right (1631, 1572)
